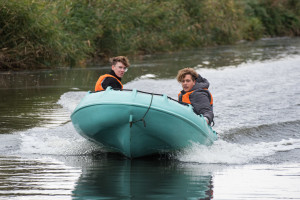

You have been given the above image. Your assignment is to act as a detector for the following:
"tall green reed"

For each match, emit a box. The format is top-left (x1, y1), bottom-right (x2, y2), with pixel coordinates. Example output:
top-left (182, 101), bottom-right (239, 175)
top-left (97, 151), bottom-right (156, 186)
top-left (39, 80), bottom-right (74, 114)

top-left (1, 0), bottom-right (299, 70)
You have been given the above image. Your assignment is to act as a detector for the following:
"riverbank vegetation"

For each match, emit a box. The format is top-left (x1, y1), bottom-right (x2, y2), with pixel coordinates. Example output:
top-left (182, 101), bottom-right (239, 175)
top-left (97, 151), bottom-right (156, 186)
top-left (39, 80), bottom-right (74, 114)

top-left (1, 0), bottom-right (299, 70)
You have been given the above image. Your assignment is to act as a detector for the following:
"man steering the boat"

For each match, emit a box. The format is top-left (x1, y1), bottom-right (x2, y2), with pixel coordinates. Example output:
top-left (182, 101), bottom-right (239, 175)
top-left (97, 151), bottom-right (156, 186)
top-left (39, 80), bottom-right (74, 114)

top-left (95, 56), bottom-right (130, 91)
top-left (177, 68), bottom-right (214, 125)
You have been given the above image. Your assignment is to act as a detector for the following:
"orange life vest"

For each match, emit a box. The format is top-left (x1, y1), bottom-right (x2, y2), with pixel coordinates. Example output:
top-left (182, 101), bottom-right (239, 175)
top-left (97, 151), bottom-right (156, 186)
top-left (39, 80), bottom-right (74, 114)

top-left (94, 74), bottom-right (123, 91)
top-left (178, 88), bottom-right (213, 106)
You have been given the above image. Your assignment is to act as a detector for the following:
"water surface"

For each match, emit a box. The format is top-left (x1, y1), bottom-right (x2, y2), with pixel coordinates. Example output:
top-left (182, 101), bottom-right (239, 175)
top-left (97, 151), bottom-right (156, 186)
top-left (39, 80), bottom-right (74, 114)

top-left (0, 37), bottom-right (300, 199)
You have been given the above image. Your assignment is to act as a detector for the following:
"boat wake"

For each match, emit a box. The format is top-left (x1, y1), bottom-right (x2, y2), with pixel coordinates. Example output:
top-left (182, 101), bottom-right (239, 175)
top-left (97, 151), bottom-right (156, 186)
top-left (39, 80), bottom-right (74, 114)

top-left (57, 91), bottom-right (87, 113)
top-left (1, 88), bottom-right (298, 164)
top-left (176, 119), bottom-right (300, 164)
top-left (176, 137), bottom-right (300, 164)
top-left (3, 123), bottom-right (104, 157)
top-left (4, 118), bottom-right (298, 165)
top-left (221, 120), bottom-right (300, 144)
top-left (6, 54), bottom-right (299, 162)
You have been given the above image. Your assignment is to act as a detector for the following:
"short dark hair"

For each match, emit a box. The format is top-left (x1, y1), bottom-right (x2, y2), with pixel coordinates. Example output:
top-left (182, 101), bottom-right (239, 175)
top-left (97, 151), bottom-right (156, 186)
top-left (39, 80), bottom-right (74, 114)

top-left (109, 56), bottom-right (130, 68)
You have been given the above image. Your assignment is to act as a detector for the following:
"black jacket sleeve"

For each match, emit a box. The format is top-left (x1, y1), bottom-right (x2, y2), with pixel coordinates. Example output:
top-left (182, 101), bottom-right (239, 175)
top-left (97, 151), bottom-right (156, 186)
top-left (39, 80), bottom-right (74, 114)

top-left (101, 77), bottom-right (122, 90)
top-left (189, 91), bottom-right (214, 124)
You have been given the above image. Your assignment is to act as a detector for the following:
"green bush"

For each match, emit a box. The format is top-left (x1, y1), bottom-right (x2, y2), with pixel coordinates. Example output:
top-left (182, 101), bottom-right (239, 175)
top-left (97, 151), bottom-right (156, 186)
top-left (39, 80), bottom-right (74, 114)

top-left (0, 0), bottom-right (97, 70)
top-left (0, 0), bottom-right (62, 69)
top-left (0, 0), bottom-right (299, 70)
top-left (93, 0), bottom-right (247, 56)
top-left (247, 0), bottom-right (300, 36)
top-left (243, 17), bottom-right (265, 40)
top-left (93, 0), bottom-right (192, 56)
top-left (56, 0), bottom-right (103, 62)
top-left (199, 0), bottom-right (245, 44)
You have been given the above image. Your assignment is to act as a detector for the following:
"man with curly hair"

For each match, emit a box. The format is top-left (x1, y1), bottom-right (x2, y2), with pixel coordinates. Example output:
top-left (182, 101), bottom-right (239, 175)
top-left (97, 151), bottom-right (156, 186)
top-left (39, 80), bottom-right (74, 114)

top-left (177, 68), bottom-right (214, 125)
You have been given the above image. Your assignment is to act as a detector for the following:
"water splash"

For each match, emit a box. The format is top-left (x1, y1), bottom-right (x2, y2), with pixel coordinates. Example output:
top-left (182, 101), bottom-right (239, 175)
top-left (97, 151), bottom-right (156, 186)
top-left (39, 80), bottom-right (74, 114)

top-left (57, 91), bottom-right (86, 113)
top-left (16, 123), bottom-right (104, 156)
top-left (176, 138), bottom-right (300, 164)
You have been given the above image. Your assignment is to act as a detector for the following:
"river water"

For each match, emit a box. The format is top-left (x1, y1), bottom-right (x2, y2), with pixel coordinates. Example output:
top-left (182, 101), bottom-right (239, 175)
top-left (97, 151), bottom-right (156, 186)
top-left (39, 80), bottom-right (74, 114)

top-left (0, 37), bottom-right (300, 199)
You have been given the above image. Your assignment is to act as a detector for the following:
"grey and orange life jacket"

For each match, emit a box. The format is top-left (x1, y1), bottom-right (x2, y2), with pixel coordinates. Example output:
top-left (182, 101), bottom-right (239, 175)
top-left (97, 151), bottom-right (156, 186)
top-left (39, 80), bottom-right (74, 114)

top-left (178, 88), bottom-right (213, 106)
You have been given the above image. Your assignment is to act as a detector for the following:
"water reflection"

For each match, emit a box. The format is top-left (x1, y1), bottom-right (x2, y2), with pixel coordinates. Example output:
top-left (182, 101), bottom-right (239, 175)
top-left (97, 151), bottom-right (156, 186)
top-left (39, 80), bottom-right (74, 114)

top-left (0, 88), bottom-right (70, 134)
top-left (72, 156), bottom-right (214, 200)
top-left (0, 155), bottom-right (81, 199)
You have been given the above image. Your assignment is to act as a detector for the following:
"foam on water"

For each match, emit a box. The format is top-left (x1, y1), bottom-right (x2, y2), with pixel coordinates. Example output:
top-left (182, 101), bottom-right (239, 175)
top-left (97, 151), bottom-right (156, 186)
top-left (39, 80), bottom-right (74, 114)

top-left (14, 123), bottom-right (103, 156)
top-left (57, 91), bottom-right (87, 113)
top-left (126, 55), bottom-right (300, 164)
top-left (4, 91), bottom-right (101, 157)
top-left (126, 55), bottom-right (300, 134)
top-left (176, 138), bottom-right (300, 164)
top-left (11, 55), bottom-right (299, 162)
top-left (14, 121), bottom-right (300, 164)
top-left (139, 73), bottom-right (156, 79)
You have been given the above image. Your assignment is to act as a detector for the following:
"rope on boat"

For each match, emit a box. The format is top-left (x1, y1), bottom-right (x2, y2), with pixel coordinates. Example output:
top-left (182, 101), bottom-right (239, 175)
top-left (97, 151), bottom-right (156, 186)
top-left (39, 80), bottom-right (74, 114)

top-left (92, 88), bottom-right (187, 106)
top-left (93, 88), bottom-right (215, 127)
top-left (129, 93), bottom-right (154, 128)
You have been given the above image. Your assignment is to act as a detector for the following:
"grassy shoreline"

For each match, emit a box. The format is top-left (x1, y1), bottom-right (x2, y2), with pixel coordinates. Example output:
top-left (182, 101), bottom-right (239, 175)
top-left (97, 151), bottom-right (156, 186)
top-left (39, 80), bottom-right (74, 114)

top-left (1, 0), bottom-right (299, 70)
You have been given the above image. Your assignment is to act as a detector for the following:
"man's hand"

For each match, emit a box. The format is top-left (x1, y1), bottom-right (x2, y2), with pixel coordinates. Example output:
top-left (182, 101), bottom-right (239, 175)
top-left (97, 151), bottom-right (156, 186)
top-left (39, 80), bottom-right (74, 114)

top-left (205, 117), bottom-right (209, 124)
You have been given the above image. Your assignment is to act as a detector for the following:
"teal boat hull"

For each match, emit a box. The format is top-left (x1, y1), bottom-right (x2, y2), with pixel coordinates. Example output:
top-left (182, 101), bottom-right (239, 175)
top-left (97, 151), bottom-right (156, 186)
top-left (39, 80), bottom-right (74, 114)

top-left (71, 87), bottom-right (218, 158)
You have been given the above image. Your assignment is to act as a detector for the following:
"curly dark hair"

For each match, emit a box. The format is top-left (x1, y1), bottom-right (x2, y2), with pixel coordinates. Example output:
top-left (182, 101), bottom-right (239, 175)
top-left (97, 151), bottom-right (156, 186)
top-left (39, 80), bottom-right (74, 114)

top-left (176, 68), bottom-right (198, 82)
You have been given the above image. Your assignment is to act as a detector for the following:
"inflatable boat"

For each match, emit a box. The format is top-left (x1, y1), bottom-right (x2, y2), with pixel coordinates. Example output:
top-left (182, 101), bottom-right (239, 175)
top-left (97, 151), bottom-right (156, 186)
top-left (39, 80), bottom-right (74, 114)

top-left (71, 87), bottom-right (218, 158)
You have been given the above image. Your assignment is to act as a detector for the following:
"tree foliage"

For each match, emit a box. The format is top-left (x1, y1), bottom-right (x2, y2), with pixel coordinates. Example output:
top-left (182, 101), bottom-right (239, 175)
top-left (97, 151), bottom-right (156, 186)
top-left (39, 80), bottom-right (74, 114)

top-left (0, 0), bottom-right (299, 70)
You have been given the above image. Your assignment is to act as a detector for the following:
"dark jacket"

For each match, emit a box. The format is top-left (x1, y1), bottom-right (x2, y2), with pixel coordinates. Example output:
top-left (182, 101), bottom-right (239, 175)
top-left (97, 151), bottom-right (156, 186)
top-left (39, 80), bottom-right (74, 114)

top-left (101, 70), bottom-right (122, 90)
top-left (178, 74), bottom-right (214, 124)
